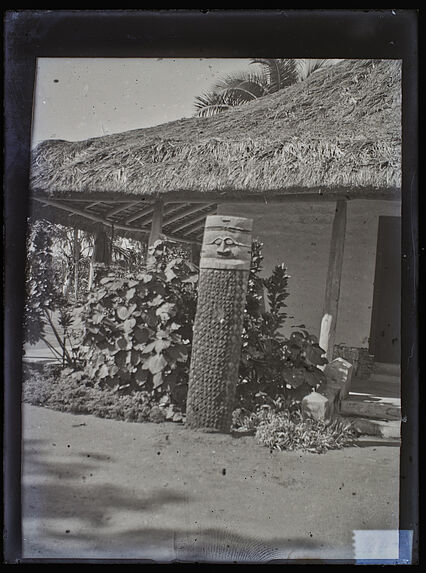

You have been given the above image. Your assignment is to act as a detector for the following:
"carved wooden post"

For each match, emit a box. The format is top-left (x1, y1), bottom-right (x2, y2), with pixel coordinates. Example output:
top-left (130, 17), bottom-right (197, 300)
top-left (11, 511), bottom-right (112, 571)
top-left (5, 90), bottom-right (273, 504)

top-left (186, 215), bottom-right (253, 432)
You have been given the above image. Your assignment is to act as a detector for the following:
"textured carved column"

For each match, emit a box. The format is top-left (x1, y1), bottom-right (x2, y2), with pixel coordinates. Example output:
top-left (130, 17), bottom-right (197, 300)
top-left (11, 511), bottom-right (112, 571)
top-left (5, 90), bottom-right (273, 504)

top-left (186, 215), bottom-right (253, 432)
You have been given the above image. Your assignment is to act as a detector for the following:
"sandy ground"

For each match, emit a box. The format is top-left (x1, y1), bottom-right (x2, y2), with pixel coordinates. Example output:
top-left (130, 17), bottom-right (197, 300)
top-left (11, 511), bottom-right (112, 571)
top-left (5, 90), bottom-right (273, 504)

top-left (22, 404), bottom-right (400, 563)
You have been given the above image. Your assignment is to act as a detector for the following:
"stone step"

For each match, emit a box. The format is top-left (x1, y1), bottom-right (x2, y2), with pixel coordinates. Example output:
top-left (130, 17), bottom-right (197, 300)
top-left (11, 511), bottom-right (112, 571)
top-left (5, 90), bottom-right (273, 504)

top-left (348, 379), bottom-right (401, 400)
top-left (373, 362), bottom-right (400, 377)
top-left (340, 416), bottom-right (401, 440)
top-left (339, 398), bottom-right (401, 421)
top-left (369, 373), bottom-right (400, 385)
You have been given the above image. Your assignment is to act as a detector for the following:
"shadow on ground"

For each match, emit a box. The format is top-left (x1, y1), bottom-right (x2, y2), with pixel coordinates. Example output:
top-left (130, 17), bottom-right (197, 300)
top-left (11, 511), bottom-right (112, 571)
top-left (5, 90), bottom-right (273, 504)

top-left (353, 439), bottom-right (401, 449)
top-left (39, 525), bottom-right (331, 563)
top-left (22, 437), bottom-right (335, 562)
top-left (23, 438), bottom-right (186, 530)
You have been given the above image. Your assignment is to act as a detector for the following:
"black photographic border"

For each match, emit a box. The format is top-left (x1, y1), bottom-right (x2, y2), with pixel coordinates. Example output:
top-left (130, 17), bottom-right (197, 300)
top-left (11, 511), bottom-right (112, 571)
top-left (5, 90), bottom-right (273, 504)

top-left (3, 9), bottom-right (419, 564)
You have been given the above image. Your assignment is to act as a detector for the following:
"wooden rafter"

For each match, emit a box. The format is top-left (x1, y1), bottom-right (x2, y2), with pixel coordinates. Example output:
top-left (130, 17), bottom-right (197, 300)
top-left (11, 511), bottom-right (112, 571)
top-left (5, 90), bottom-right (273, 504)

top-left (163, 203), bottom-right (216, 228)
top-left (171, 206), bottom-right (216, 235)
top-left (86, 201), bottom-right (103, 209)
top-left (106, 201), bottom-right (142, 218)
top-left (68, 201), bottom-right (104, 218)
top-left (33, 196), bottom-right (210, 246)
top-left (127, 203), bottom-right (187, 228)
top-left (161, 232), bottom-right (201, 246)
top-left (125, 206), bottom-right (155, 224)
top-left (34, 197), bottom-right (149, 235)
top-left (46, 197), bottom-right (110, 203)
top-left (163, 202), bottom-right (191, 218)
top-left (183, 221), bottom-right (207, 237)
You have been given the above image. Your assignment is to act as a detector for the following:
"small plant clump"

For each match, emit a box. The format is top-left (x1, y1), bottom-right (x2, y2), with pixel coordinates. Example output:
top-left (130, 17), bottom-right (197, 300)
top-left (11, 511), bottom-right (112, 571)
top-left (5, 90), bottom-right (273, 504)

top-left (233, 405), bottom-right (356, 454)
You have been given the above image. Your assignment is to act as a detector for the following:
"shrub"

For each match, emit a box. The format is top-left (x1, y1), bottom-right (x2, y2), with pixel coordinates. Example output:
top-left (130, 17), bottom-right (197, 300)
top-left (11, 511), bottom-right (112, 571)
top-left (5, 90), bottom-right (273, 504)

top-left (73, 240), bottom-right (198, 408)
top-left (26, 235), bottom-right (327, 421)
top-left (24, 221), bottom-right (67, 348)
top-left (237, 240), bottom-right (327, 410)
top-left (24, 220), bottom-right (88, 366)
top-left (22, 363), bottom-right (184, 423)
top-left (22, 363), bottom-right (61, 406)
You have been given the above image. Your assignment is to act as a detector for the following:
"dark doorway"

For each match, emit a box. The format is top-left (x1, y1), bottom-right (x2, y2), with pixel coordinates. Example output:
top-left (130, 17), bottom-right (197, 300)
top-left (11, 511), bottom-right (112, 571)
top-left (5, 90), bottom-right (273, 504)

top-left (369, 216), bottom-right (401, 363)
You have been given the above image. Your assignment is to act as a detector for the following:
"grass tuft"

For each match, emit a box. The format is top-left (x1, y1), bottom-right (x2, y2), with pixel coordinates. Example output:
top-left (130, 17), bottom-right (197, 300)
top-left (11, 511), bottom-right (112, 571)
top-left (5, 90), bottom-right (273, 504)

top-left (233, 406), bottom-right (356, 454)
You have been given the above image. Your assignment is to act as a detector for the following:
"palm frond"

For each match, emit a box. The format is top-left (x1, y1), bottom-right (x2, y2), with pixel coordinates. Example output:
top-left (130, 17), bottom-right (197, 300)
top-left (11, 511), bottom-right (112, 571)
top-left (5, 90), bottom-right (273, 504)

top-left (251, 59), bottom-right (299, 92)
top-left (194, 93), bottom-right (234, 117)
top-left (195, 104), bottom-right (234, 118)
top-left (194, 73), bottom-right (269, 118)
top-left (295, 59), bottom-right (335, 82)
top-left (213, 71), bottom-right (269, 99)
top-left (194, 61), bottom-right (299, 117)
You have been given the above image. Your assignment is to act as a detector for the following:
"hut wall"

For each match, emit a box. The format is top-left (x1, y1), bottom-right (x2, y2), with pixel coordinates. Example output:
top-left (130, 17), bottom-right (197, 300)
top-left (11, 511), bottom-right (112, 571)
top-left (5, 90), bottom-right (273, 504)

top-left (217, 200), bottom-right (401, 350)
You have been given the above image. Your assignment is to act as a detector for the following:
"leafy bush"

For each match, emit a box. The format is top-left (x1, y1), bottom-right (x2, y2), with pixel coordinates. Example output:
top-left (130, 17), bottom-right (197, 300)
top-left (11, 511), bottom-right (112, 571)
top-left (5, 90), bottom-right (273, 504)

top-left (74, 240), bottom-right (198, 408)
top-left (26, 231), bottom-right (327, 422)
top-left (24, 219), bottom-right (154, 363)
top-left (24, 220), bottom-right (80, 366)
top-left (75, 238), bottom-right (325, 412)
top-left (21, 363), bottom-right (60, 406)
top-left (24, 221), bottom-right (60, 345)
top-left (237, 240), bottom-right (327, 410)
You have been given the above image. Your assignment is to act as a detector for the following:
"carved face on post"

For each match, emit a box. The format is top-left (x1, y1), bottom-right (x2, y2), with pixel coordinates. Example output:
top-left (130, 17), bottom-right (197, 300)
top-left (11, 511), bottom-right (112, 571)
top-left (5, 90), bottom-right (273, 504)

top-left (200, 216), bottom-right (253, 270)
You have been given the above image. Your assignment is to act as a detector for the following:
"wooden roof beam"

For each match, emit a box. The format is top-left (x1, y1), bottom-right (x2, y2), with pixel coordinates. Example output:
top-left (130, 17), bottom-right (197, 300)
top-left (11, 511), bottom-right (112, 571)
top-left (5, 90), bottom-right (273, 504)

top-left (125, 206), bottom-right (154, 224)
top-left (108, 200), bottom-right (183, 221)
top-left (33, 197), bottom-right (148, 236)
top-left (106, 201), bottom-right (143, 218)
top-left (182, 220), bottom-right (207, 237)
top-left (161, 232), bottom-right (202, 246)
top-left (126, 202), bottom-right (193, 227)
top-left (66, 200), bottom-right (103, 217)
top-left (171, 207), bottom-right (216, 234)
top-left (163, 203), bottom-right (216, 228)
top-left (86, 201), bottom-right (103, 209)
top-left (51, 197), bottom-right (145, 204)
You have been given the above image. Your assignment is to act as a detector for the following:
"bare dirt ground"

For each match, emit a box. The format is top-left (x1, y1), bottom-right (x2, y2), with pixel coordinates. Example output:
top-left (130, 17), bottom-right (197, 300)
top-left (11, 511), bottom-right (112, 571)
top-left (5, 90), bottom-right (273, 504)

top-left (22, 404), bottom-right (400, 563)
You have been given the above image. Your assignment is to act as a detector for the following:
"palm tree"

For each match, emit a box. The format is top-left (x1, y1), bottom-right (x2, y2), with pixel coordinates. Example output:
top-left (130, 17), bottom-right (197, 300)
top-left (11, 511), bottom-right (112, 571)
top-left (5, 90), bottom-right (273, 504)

top-left (194, 58), bottom-right (339, 117)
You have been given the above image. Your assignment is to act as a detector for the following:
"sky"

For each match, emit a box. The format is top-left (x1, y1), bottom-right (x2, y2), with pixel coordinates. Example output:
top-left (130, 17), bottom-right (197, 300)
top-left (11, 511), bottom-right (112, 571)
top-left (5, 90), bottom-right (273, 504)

top-left (31, 58), bottom-right (252, 148)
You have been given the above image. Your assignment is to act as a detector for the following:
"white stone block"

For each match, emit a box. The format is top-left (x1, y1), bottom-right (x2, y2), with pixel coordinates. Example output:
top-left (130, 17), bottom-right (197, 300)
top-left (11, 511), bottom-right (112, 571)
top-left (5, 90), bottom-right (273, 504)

top-left (324, 357), bottom-right (353, 400)
top-left (301, 391), bottom-right (331, 421)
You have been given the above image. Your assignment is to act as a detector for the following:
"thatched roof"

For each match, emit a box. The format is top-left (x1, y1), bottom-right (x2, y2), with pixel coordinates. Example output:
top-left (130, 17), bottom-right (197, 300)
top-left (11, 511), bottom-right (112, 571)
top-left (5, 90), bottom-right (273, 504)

top-left (31, 59), bottom-right (401, 199)
top-left (29, 59), bottom-right (401, 242)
